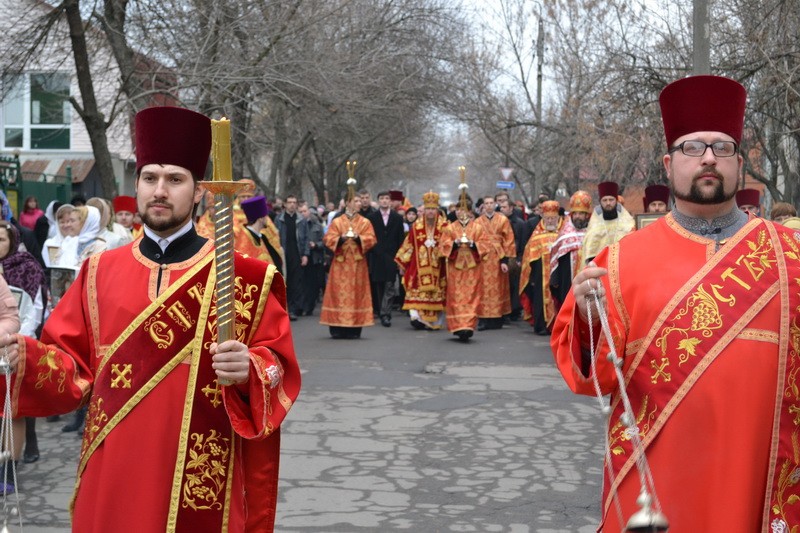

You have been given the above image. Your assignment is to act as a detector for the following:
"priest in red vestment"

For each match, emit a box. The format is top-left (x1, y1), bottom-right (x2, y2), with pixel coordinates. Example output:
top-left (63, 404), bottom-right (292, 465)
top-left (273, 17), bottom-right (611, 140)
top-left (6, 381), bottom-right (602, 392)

top-left (551, 75), bottom-right (800, 531)
top-left (519, 200), bottom-right (562, 334)
top-left (320, 175), bottom-right (377, 339)
top-left (473, 195), bottom-right (516, 330)
top-left (440, 190), bottom-right (486, 342)
top-left (548, 190), bottom-right (592, 313)
top-left (0, 106), bottom-right (301, 533)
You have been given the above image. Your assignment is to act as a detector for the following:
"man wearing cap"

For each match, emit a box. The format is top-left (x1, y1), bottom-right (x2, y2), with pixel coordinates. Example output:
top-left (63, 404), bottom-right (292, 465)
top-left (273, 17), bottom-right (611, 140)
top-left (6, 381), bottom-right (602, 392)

top-left (237, 195), bottom-right (284, 272)
top-left (552, 75), bottom-right (800, 530)
top-left (0, 106), bottom-right (301, 532)
top-left (643, 183), bottom-right (671, 213)
top-left (549, 191), bottom-right (592, 315)
top-left (395, 191), bottom-right (447, 330)
top-left (736, 188), bottom-right (761, 216)
top-left (112, 194), bottom-right (142, 240)
top-left (474, 195), bottom-right (516, 330)
top-left (580, 181), bottom-right (635, 265)
top-left (519, 200), bottom-right (563, 335)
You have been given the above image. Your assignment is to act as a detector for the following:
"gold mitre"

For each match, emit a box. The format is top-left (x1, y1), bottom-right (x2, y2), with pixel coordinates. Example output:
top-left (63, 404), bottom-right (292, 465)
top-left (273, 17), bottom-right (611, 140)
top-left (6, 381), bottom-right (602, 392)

top-left (541, 200), bottom-right (561, 217)
top-left (422, 190), bottom-right (440, 209)
top-left (568, 190), bottom-right (592, 213)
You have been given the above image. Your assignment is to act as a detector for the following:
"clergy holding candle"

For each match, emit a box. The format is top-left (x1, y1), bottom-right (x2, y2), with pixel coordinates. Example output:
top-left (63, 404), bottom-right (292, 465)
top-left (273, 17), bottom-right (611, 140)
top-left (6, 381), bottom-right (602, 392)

top-left (0, 106), bottom-right (301, 532)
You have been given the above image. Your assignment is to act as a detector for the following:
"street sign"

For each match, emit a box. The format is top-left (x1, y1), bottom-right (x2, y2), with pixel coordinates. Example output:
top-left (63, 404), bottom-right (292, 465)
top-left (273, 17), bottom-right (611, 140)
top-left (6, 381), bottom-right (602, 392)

top-left (499, 167), bottom-right (514, 180)
top-left (496, 180), bottom-right (515, 190)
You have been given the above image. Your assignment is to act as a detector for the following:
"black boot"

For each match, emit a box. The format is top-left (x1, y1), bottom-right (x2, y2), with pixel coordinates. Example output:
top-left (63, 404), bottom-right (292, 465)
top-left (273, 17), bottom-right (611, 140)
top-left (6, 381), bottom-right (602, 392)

top-left (23, 417), bottom-right (39, 464)
top-left (63, 405), bottom-right (88, 433)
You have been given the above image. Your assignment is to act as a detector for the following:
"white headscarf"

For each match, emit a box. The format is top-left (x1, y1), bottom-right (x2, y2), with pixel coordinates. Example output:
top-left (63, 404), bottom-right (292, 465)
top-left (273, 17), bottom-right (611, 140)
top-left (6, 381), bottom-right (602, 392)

top-left (44, 200), bottom-right (59, 239)
top-left (77, 206), bottom-right (101, 250)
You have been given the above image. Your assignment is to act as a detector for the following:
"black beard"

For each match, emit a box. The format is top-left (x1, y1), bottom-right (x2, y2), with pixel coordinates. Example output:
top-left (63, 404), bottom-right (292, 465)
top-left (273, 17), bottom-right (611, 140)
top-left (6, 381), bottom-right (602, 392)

top-left (672, 178), bottom-right (735, 205)
top-left (602, 207), bottom-right (618, 220)
top-left (572, 217), bottom-right (589, 230)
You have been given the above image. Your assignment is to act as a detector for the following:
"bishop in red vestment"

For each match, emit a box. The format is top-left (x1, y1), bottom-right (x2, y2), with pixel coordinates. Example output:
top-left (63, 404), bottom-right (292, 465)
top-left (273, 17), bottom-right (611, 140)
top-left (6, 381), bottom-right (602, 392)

top-left (395, 191), bottom-right (447, 330)
top-left (0, 107), bottom-right (301, 533)
top-left (551, 75), bottom-right (800, 531)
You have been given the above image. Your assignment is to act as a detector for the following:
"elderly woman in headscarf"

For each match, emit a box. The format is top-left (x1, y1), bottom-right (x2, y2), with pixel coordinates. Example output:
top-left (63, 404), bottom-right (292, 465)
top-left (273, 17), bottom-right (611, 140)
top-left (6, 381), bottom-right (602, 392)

top-left (86, 197), bottom-right (130, 250)
top-left (50, 205), bottom-right (107, 270)
top-left (41, 204), bottom-right (78, 268)
top-left (0, 221), bottom-right (47, 474)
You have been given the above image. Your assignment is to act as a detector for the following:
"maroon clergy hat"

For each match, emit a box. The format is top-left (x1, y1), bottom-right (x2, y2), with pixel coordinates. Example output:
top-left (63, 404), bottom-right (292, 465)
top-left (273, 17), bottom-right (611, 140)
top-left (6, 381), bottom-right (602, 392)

top-left (240, 195), bottom-right (269, 224)
top-left (659, 75), bottom-right (746, 147)
top-left (597, 181), bottom-right (619, 199)
top-left (389, 190), bottom-right (404, 202)
top-left (135, 106), bottom-right (212, 179)
top-left (112, 195), bottom-right (137, 214)
top-left (644, 184), bottom-right (670, 208)
top-left (736, 188), bottom-right (760, 208)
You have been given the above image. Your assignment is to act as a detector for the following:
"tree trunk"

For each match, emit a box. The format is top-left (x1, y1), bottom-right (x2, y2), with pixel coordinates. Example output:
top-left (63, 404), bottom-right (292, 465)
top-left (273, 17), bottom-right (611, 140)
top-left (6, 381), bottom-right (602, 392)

top-left (64, 0), bottom-right (118, 198)
top-left (100, 0), bottom-right (140, 109)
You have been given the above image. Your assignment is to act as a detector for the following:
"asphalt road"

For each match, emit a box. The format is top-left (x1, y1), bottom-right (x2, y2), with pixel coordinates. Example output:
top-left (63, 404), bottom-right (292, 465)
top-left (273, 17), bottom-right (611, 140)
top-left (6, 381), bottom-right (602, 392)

top-left (8, 311), bottom-right (604, 532)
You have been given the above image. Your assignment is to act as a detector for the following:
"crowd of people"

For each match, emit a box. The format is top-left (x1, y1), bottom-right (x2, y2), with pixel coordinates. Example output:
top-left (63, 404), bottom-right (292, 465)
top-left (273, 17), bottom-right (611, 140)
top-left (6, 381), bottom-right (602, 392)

top-left (1, 74), bottom-right (800, 531)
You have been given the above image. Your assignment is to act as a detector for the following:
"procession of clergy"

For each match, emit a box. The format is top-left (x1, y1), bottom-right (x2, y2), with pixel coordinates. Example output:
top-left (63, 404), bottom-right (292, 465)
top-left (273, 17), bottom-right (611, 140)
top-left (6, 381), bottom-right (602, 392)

top-left (203, 167), bottom-right (773, 342)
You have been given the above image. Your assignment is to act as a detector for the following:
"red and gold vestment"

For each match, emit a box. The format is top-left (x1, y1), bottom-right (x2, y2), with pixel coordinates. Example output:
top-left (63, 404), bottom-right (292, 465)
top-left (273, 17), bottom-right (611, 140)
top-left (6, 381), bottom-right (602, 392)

top-left (320, 213), bottom-right (377, 328)
top-left (439, 218), bottom-right (486, 333)
top-left (6, 240), bottom-right (300, 532)
top-left (473, 213), bottom-right (515, 318)
top-left (519, 219), bottom-right (561, 324)
top-left (395, 214), bottom-right (447, 326)
top-left (552, 214), bottom-right (800, 531)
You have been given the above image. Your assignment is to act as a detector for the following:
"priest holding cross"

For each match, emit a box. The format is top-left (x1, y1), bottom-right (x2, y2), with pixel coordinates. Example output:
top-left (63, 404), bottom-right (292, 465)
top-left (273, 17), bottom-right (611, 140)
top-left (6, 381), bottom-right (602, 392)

top-left (0, 106), bottom-right (301, 532)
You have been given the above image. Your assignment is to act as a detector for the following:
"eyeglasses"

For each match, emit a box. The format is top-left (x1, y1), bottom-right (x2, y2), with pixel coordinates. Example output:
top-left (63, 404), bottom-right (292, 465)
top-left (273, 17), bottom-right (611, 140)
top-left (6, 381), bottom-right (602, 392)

top-left (668, 140), bottom-right (738, 158)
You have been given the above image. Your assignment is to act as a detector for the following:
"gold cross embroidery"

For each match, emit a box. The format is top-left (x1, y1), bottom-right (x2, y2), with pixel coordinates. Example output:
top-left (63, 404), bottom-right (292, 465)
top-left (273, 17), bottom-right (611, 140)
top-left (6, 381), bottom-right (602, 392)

top-left (650, 357), bottom-right (671, 384)
top-left (202, 380), bottom-right (224, 408)
top-left (111, 364), bottom-right (133, 389)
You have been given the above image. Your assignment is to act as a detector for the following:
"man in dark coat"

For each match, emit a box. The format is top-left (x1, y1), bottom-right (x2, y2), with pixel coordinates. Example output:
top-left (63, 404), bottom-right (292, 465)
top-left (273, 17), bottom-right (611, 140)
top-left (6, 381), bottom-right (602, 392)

top-left (275, 194), bottom-right (308, 320)
top-left (367, 191), bottom-right (405, 327)
top-left (299, 202), bottom-right (325, 316)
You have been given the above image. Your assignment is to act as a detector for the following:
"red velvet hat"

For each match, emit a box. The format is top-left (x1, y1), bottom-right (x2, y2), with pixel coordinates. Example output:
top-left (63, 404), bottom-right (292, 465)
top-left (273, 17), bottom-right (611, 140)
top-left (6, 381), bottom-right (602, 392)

top-left (659, 75), bottom-right (746, 147)
top-left (736, 188), bottom-right (760, 208)
top-left (112, 195), bottom-right (137, 214)
top-left (644, 184), bottom-right (670, 208)
top-left (389, 190), bottom-right (404, 202)
top-left (135, 107), bottom-right (211, 179)
top-left (240, 195), bottom-right (269, 224)
top-left (597, 181), bottom-right (619, 199)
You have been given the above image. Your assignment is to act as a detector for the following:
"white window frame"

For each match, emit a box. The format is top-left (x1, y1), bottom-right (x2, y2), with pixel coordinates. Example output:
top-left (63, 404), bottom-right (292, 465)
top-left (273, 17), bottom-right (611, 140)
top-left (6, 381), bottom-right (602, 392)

top-left (2, 72), bottom-right (72, 151)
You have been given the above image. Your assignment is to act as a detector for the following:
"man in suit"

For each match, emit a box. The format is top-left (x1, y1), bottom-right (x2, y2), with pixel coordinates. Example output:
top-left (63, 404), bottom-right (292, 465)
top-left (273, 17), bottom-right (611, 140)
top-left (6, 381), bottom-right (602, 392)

top-left (299, 202), bottom-right (325, 316)
top-left (275, 194), bottom-right (308, 320)
top-left (367, 191), bottom-right (405, 327)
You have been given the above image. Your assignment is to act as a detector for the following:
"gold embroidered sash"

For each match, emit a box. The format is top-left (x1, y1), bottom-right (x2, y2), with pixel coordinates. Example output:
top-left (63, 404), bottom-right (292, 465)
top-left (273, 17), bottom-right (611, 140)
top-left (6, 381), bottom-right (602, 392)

top-left (767, 229), bottom-right (800, 529)
top-left (603, 219), bottom-right (783, 517)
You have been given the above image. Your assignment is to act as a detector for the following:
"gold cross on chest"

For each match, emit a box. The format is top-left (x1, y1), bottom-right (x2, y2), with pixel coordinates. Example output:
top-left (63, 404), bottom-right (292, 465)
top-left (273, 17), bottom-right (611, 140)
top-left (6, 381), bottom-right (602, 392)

top-left (202, 380), bottom-right (224, 408)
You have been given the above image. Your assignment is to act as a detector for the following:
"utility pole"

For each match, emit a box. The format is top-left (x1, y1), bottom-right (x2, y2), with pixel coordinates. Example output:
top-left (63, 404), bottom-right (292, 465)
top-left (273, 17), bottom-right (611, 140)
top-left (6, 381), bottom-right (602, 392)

top-left (693, 0), bottom-right (710, 75)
